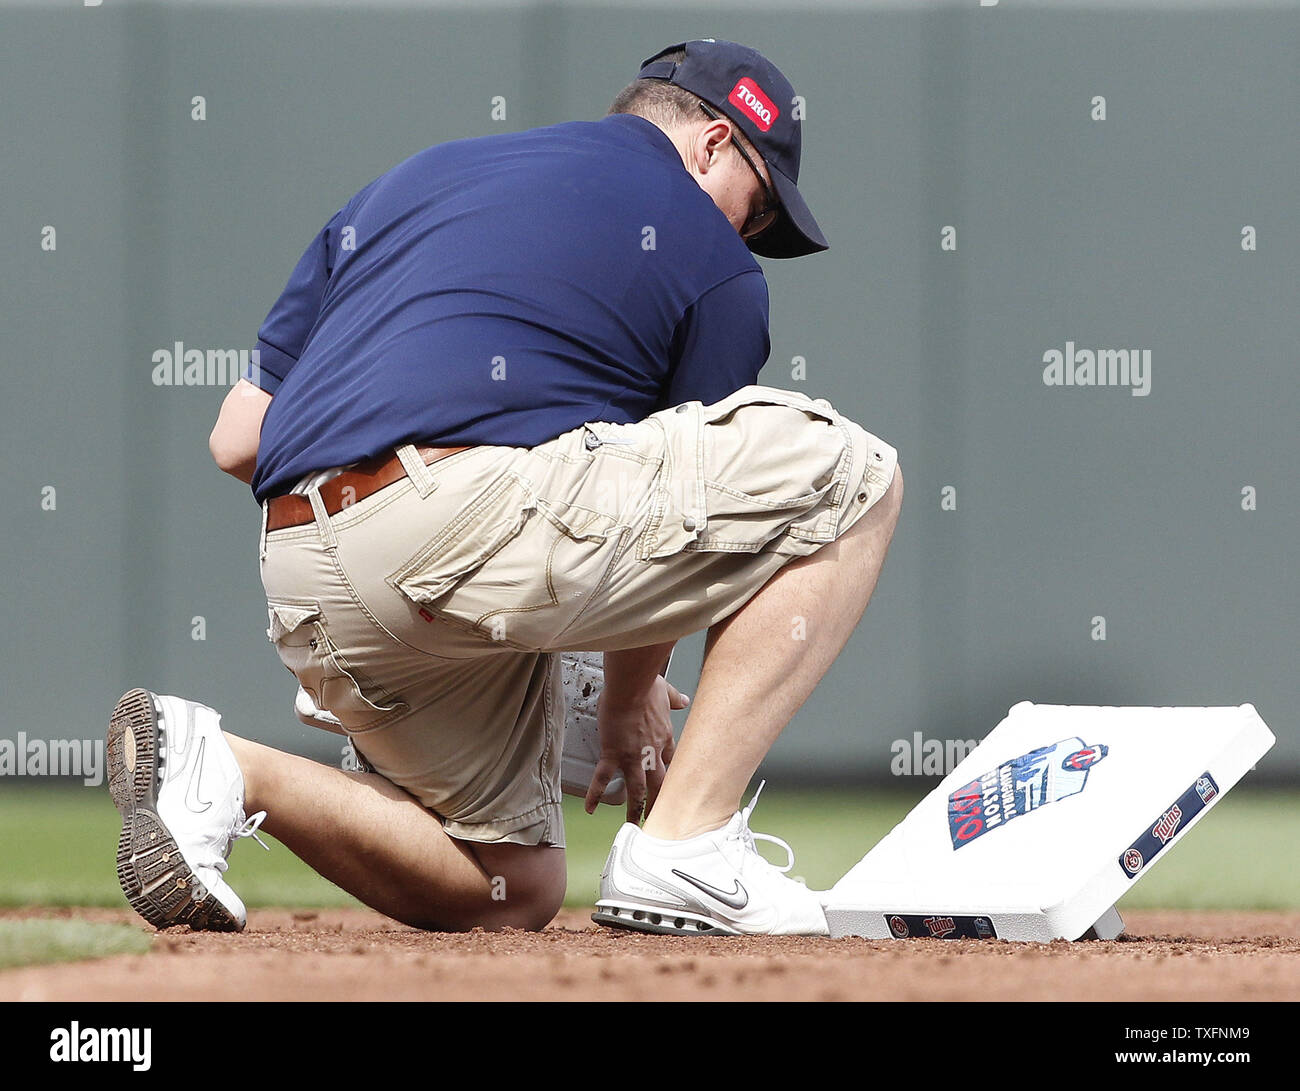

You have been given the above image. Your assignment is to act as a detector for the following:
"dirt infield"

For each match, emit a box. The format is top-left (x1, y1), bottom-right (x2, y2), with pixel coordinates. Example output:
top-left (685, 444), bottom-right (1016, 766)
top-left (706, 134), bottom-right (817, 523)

top-left (1, 907), bottom-right (1297, 1002)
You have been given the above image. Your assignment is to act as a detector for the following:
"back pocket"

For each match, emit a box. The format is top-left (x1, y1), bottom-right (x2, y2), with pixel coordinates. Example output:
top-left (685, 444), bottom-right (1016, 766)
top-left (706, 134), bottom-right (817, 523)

top-left (387, 471), bottom-right (622, 650)
top-left (265, 598), bottom-right (407, 733)
top-left (387, 472), bottom-right (539, 607)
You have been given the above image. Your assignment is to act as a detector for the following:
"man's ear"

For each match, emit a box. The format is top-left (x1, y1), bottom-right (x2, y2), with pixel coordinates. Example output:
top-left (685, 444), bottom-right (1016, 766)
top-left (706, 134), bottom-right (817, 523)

top-left (693, 118), bottom-right (732, 174)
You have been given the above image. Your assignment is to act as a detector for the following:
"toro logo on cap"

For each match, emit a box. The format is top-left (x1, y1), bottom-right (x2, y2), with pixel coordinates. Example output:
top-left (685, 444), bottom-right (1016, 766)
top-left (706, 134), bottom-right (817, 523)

top-left (728, 77), bottom-right (778, 132)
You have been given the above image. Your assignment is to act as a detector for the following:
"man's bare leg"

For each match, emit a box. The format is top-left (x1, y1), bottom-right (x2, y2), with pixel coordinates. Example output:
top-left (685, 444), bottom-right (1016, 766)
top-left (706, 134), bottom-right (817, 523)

top-left (642, 469), bottom-right (903, 840)
top-left (224, 734), bottom-right (565, 931)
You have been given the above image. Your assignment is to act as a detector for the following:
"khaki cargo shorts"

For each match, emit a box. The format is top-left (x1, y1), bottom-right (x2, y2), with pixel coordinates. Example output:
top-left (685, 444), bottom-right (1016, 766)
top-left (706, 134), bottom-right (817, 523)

top-left (258, 385), bottom-right (898, 848)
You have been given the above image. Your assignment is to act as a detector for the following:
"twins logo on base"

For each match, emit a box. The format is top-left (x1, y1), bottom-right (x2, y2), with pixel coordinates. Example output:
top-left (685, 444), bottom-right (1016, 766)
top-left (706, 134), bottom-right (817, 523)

top-left (883, 913), bottom-right (999, 940)
top-left (1119, 771), bottom-right (1220, 878)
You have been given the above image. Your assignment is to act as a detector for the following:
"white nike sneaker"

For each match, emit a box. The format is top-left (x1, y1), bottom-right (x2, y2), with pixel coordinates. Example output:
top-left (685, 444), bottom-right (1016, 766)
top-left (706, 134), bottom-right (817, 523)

top-left (107, 689), bottom-right (268, 932)
top-left (592, 783), bottom-right (829, 936)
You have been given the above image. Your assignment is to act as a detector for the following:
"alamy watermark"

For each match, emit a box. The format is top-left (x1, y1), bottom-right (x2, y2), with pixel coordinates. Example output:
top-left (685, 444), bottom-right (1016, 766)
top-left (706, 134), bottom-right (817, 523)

top-left (151, 343), bottom-right (258, 387)
top-left (890, 732), bottom-right (977, 777)
top-left (1042, 342), bottom-right (1151, 397)
top-left (49, 1022), bottom-right (151, 1072)
top-left (1, 734), bottom-right (104, 786)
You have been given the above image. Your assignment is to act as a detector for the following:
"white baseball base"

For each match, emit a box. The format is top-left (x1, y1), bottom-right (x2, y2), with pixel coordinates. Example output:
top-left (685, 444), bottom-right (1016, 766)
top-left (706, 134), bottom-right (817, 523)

top-left (823, 702), bottom-right (1276, 942)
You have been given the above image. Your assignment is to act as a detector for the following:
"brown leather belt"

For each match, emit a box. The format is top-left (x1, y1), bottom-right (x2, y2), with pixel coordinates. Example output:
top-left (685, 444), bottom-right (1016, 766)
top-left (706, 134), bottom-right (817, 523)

top-left (265, 445), bottom-right (473, 532)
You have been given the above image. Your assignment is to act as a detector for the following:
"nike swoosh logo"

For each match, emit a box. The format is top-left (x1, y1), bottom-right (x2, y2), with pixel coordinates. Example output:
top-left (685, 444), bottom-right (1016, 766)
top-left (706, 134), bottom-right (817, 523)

top-left (671, 869), bottom-right (748, 910)
top-left (184, 737), bottom-right (212, 813)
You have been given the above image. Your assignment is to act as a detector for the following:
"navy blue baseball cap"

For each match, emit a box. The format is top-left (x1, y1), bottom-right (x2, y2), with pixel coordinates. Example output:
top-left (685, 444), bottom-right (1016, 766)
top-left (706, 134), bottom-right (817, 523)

top-left (637, 39), bottom-right (828, 259)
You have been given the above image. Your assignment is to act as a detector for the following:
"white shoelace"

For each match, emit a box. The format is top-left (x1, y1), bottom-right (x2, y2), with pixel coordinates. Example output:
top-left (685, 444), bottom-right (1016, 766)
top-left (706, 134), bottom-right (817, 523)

top-left (207, 811), bottom-right (271, 874)
top-left (730, 781), bottom-right (796, 873)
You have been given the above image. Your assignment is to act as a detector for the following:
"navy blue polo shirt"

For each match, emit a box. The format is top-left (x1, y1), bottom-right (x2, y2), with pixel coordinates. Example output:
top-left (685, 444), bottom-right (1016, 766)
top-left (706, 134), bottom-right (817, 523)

top-left (246, 113), bottom-right (770, 502)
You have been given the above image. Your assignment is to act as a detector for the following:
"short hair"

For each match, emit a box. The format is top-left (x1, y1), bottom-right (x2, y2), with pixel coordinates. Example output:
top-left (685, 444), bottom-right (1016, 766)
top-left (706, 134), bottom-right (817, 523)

top-left (608, 50), bottom-right (764, 164)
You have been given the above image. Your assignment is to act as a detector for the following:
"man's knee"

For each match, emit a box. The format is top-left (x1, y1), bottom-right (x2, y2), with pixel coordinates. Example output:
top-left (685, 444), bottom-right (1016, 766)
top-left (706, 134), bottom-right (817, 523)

top-left (472, 843), bottom-right (566, 931)
top-left (486, 868), bottom-right (566, 932)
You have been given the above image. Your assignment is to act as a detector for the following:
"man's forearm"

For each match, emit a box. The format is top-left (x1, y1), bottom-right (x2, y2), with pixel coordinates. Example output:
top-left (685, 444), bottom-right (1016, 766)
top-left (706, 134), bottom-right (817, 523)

top-left (603, 641), bottom-right (676, 699)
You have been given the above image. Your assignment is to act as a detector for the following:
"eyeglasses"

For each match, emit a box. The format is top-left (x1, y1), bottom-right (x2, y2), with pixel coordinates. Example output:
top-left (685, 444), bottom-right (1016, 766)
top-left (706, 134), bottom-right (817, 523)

top-left (699, 101), bottom-right (779, 240)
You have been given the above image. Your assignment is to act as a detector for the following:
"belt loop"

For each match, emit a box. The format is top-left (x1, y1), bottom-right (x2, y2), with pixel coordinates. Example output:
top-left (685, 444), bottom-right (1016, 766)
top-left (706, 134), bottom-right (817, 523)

top-left (690, 400), bottom-right (706, 531)
top-left (395, 443), bottom-right (437, 499)
top-left (258, 500), bottom-right (269, 563)
top-left (307, 485), bottom-right (339, 550)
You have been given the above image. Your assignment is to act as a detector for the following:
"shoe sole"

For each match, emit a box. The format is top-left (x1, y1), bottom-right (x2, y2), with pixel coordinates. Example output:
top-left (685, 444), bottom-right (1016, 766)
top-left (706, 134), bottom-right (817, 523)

top-left (107, 689), bottom-right (243, 933)
top-left (592, 900), bottom-right (739, 936)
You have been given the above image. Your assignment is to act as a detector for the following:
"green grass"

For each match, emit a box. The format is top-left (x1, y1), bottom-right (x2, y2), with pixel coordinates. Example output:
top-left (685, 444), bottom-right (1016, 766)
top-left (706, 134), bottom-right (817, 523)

top-left (0, 919), bottom-right (151, 970)
top-left (1, 784), bottom-right (1296, 912)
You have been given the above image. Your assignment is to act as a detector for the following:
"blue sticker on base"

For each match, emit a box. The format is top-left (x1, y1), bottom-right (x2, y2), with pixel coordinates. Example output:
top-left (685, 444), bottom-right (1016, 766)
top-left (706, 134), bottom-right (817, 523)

top-left (883, 913), bottom-right (999, 940)
top-left (947, 737), bottom-right (1108, 849)
top-left (1119, 771), bottom-right (1219, 879)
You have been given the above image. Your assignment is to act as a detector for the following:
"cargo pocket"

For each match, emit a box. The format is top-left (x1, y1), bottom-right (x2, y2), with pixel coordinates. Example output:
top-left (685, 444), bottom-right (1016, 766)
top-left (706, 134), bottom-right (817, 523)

top-left (265, 598), bottom-right (407, 733)
top-left (387, 470), bottom-right (622, 650)
top-left (641, 387), bottom-right (853, 558)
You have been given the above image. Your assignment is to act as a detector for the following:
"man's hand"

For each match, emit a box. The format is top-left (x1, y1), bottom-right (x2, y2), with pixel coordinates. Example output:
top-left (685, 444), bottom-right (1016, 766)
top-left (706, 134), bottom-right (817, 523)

top-left (584, 673), bottom-right (690, 824)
